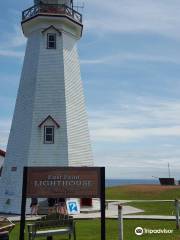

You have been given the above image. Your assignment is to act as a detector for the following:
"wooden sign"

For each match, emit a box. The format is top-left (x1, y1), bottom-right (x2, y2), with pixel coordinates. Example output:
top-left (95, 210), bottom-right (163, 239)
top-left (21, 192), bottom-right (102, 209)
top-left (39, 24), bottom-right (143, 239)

top-left (20, 167), bottom-right (105, 240)
top-left (26, 167), bottom-right (101, 198)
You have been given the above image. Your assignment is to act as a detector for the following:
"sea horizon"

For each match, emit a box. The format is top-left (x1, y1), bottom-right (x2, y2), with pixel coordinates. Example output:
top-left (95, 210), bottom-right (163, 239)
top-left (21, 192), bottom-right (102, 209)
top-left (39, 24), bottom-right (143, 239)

top-left (105, 178), bottom-right (159, 187)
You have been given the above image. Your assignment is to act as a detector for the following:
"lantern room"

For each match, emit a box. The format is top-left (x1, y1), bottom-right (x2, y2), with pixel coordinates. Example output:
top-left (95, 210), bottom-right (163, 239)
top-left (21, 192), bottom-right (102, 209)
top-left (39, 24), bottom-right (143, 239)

top-left (22, 0), bottom-right (82, 24)
top-left (34, 0), bottom-right (73, 8)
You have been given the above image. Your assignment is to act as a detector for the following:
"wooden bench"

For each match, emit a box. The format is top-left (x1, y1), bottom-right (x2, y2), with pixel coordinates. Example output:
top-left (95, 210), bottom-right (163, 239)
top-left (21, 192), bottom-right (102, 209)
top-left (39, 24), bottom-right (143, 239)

top-left (27, 213), bottom-right (76, 240)
top-left (0, 217), bottom-right (15, 233)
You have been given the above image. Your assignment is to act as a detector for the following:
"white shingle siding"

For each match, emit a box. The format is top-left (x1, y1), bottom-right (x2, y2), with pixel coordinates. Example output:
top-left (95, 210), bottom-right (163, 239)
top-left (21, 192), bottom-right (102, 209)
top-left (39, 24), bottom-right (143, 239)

top-left (0, 31), bottom-right (41, 212)
top-left (63, 33), bottom-right (93, 166)
top-left (0, 17), bottom-right (93, 214)
top-left (27, 28), bottom-right (69, 167)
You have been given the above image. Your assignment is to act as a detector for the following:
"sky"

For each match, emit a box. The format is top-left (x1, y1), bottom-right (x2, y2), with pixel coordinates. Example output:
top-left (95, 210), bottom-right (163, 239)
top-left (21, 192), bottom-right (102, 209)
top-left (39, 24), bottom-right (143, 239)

top-left (1, 0), bottom-right (180, 179)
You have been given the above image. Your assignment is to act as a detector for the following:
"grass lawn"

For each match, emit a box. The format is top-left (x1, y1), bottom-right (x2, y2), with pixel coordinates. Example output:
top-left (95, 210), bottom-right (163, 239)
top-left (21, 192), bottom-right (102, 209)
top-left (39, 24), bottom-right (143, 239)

top-left (106, 184), bottom-right (180, 200)
top-left (10, 219), bottom-right (180, 240)
top-left (8, 185), bottom-right (180, 239)
top-left (106, 184), bottom-right (180, 216)
top-left (125, 201), bottom-right (176, 216)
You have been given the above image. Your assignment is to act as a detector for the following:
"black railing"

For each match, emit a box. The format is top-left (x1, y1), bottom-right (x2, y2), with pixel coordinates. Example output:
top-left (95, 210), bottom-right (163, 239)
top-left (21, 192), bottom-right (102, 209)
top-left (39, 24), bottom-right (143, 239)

top-left (22, 4), bottom-right (82, 23)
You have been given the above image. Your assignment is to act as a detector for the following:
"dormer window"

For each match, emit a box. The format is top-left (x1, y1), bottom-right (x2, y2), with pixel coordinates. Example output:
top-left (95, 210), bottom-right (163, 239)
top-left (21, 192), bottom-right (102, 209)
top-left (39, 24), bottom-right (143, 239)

top-left (39, 115), bottom-right (60, 144)
top-left (47, 33), bottom-right (56, 49)
top-left (44, 126), bottom-right (54, 144)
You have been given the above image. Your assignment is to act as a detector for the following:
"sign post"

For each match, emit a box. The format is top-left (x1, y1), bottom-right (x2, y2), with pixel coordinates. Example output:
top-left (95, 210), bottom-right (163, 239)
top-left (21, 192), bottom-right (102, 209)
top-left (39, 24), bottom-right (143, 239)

top-left (100, 167), bottom-right (106, 240)
top-left (175, 199), bottom-right (180, 230)
top-left (19, 167), bottom-right (27, 240)
top-left (118, 205), bottom-right (123, 240)
top-left (19, 167), bottom-right (105, 240)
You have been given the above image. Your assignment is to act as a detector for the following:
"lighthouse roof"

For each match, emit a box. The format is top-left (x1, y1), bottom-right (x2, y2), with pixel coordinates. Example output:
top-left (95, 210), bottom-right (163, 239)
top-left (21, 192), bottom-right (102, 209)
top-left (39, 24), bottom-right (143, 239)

top-left (42, 25), bottom-right (62, 35)
top-left (38, 115), bottom-right (60, 128)
top-left (0, 149), bottom-right (5, 157)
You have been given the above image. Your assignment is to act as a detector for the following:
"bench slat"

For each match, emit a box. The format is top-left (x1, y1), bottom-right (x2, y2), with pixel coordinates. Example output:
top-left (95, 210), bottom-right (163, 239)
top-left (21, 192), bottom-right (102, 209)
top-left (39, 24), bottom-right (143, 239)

top-left (36, 228), bottom-right (70, 235)
top-left (28, 214), bottom-right (76, 240)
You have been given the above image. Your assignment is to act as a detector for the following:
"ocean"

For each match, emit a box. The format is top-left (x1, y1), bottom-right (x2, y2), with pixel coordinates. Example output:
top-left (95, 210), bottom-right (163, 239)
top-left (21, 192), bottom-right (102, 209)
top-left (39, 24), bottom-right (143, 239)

top-left (106, 179), bottom-right (159, 187)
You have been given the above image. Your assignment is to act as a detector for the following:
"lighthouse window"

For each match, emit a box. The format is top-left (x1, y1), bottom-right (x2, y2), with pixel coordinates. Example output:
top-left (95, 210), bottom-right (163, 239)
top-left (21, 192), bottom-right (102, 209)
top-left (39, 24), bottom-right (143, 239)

top-left (11, 167), bottom-right (17, 172)
top-left (44, 126), bottom-right (55, 144)
top-left (47, 34), bottom-right (56, 49)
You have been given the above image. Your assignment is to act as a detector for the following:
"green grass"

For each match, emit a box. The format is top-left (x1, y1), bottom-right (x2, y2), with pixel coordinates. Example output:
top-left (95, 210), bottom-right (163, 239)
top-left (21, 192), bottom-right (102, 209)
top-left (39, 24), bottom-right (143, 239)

top-left (106, 184), bottom-right (180, 200)
top-left (8, 185), bottom-right (180, 239)
top-left (106, 184), bottom-right (180, 216)
top-left (125, 201), bottom-right (176, 216)
top-left (9, 219), bottom-right (180, 240)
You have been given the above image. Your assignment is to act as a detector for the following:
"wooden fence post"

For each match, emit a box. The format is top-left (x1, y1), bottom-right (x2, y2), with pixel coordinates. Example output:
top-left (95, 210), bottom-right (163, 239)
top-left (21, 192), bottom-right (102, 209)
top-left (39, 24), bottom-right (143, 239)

top-left (118, 204), bottom-right (123, 240)
top-left (175, 199), bottom-right (180, 230)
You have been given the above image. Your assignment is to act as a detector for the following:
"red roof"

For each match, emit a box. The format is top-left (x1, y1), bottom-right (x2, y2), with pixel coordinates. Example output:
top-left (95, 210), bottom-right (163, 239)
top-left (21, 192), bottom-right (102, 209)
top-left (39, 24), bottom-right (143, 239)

top-left (0, 149), bottom-right (5, 157)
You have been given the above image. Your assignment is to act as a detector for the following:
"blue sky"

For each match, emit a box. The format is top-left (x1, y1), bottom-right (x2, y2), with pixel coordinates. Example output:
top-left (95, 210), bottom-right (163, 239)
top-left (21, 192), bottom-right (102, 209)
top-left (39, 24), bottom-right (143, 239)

top-left (1, 0), bottom-right (180, 179)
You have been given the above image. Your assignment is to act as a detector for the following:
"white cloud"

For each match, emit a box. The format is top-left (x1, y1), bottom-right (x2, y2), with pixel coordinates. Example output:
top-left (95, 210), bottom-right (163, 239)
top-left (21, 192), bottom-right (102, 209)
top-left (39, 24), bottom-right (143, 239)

top-left (81, 52), bottom-right (180, 65)
top-left (0, 119), bottom-right (11, 150)
top-left (89, 99), bottom-right (180, 142)
top-left (92, 126), bottom-right (180, 142)
top-left (85, 0), bottom-right (180, 38)
top-left (0, 50), bottom-right (24, 58)
top-left (89, 97), bottom-right (180, 177)
top-left (0, 94), bottom-right (16, 150)
top-left (0, 24), bottom-right (26, 59)
top-left (94, 143), bottom-right (180, 178)
top-left (10, 25), bottom-right (26, 48)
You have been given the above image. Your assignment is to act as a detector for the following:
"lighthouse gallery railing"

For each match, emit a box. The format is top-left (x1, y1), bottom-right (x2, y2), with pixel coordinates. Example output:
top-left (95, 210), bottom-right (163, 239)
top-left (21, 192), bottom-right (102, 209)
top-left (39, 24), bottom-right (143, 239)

top-left (22, 4), bottom-right (82, 23)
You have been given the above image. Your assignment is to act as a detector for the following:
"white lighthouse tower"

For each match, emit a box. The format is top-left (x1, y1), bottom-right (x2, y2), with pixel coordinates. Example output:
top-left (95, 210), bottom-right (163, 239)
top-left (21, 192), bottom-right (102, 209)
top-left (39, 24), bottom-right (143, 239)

top-left (0, 0), bottom-right (93, 214)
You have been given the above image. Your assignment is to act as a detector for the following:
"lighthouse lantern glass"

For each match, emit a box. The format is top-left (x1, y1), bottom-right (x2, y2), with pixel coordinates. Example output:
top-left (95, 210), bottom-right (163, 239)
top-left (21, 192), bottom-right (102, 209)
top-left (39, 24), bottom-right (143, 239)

top-left (34, 0), bottom-right (72, 7)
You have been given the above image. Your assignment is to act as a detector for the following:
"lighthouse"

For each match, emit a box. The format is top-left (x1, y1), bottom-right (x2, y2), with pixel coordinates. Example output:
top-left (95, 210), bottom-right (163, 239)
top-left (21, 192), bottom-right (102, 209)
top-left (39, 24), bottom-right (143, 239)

top-left (0, 0), bottom-right (93, 214)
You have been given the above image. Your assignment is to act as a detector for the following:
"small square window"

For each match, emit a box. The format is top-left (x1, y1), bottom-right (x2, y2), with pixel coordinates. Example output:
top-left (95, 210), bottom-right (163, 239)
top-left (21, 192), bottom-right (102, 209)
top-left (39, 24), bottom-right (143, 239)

top-left (47, 34), bottom-right (56, 49)
top-left (44, 126), bottom-right (55, 144)
top-left (11, 167), bottom-right (17, 172)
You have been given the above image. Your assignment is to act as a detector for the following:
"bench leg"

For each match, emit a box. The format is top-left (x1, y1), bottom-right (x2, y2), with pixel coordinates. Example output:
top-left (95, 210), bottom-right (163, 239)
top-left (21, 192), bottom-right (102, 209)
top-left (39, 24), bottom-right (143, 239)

top-left (69, 233), bottom-right (71, 240)
top-left (28, 233), bottom-right (33, 240)
top-left (73, 226), bottom-right (76, 240)
top-left (47, 237), bottom-right (53, 240)
top-left (28, 233), bottom-right (31, 240)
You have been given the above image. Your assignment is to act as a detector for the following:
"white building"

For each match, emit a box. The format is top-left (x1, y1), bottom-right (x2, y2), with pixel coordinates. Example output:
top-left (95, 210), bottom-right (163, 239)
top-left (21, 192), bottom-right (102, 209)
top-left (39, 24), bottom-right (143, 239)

top-left (0, 0), bottom-right (93, 214)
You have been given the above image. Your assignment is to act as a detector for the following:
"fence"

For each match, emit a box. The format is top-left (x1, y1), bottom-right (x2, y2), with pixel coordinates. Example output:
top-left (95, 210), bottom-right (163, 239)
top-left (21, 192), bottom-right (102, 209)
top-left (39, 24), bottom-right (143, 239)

top-left (117, 199), bottom-right (180, 240)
